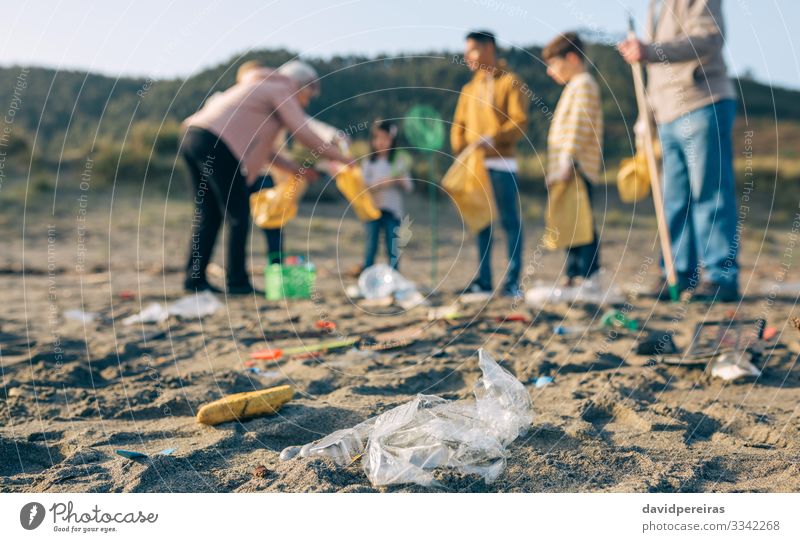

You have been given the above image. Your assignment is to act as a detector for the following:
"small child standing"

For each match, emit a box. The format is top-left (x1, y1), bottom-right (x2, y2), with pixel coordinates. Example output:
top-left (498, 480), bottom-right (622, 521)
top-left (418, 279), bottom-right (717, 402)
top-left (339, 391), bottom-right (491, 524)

top-left (361, 120), bottom-right (413, 270)
top-left (543, 31), bottom-right (604, 286)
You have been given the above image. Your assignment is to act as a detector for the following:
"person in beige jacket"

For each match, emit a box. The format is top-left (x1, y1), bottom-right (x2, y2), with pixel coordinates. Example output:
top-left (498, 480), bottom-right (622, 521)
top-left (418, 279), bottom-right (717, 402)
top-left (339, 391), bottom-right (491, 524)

top-left (619, 0), bottom-right (739, 302)
top-left (181, 60), bottom-right (350, 294)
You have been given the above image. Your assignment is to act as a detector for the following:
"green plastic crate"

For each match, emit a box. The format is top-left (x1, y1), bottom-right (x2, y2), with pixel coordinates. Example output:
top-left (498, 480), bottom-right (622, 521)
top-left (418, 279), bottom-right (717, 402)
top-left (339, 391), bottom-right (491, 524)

top-left (264, 258), bottom-right (316, 300)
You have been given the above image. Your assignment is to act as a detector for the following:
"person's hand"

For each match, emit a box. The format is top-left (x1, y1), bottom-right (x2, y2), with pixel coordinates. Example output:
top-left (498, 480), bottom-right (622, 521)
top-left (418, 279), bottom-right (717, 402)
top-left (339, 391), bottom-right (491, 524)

top-left (618, 38), bottom-right (646, 64)
top-left (546, 161), bottom-right (573, 186)
top-left (300, 168), bottom-right (320, 184)
top-left (634, 118), bottom-right (648, 137)
top-left (478, 135), bottom-right (494, 150)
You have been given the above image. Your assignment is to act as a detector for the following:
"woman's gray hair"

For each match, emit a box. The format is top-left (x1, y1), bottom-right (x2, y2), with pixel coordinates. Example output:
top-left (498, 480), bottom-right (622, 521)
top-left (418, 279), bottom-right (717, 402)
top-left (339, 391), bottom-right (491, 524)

top-left (277, 60), bottom-right (320, 95)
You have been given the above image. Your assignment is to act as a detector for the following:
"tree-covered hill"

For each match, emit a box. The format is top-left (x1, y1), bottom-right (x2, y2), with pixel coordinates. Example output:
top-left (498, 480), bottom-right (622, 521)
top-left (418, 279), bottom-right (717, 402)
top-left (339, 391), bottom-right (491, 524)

top-left (1, 42), bottom-right (797, 184)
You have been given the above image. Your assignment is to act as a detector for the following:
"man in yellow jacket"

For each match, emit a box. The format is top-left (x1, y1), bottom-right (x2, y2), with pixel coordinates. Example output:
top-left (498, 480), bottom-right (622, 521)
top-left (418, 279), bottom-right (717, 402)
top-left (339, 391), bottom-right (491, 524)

top-left (451, 30), bottom-right (528, 298)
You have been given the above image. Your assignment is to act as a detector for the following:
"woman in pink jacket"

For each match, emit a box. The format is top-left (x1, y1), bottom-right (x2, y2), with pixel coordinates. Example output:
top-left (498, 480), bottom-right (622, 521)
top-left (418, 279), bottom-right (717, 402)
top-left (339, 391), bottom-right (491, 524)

top-left (181, 60), bottom-right (350, 294)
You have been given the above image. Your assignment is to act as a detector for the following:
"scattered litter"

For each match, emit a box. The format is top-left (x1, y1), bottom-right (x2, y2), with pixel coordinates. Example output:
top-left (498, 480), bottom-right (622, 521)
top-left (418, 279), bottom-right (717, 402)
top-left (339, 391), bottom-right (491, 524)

top-left (315, 320), bottom-right (336, 331)
top-left (685, 319), bottom-right (765, 359)
top-left (600, 309), bottom-right (638, 330)
top-left (115, 448), bottom-right (175, 460)
top-left (253, 465), bottom-right (269, 478)
top-left (525, 274), bottom-right (623, 307)
top-left (459, 291), bottom-right (492, 304)
top-left (345, 284), bottom-right (361, 298)
top-left (634, 332), bottom-right (678, 356)
top-left (762, 326), bottom-right (778, 341)
top-left (534, 376), bottom-right (554, 388)
top-left (197, 385), bottom-right (293, 425)
top-left (122, 302), bottom-right (169, 325)
top-left (64, 309), bottom-right (99, 324)
top-left (359, 325), bottom-right (423, 352)
top-left (246, 367), bottom-right (281, 379)
top-left (118, 290), bottom-right (136, 301)
top-left (553, 324), bottom-right (596, 336)
top-left (497, 313), bottom-right (530, 324)
top-left (279, 446), bottom-right (301, 461)
top-left (358, 264), bottom-right (428, 309)
top-left (244, 359), bottom-right (256, 368)
top-left (250, 348), bottom-right (283, 361)
top-left (281, 349), bottom-right (532, 487)
top-left (709, 352), bottom-right (761, 381)
top-left (428, 304), bottom-right (463, 321)
top-left (168, 291), bottom-right (222, 319)
top-left (123, 291), bottom-right (222, 325)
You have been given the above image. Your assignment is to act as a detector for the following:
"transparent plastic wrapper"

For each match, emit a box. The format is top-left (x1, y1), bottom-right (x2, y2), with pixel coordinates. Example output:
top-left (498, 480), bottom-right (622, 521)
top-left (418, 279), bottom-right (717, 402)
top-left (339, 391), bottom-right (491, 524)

top-left (283, 349), bottom-right (533, 487)
top-left (63, 309), bottom-right (99, 324)
top-left (123, 291), bottom-right (221, 325)
top-left (525, 272), bottom-right (623, 307)
top-left (358, 264), bottom-right (428, 309)
top-left (168, 291), bottom-right (222, 318)
top-left (709, 352), bottom-right (761, 381)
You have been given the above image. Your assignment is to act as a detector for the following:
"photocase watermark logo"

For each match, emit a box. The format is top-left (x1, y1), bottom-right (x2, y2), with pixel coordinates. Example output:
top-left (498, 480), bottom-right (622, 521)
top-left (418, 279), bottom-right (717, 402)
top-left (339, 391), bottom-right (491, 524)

top-left (20, 502), bottom-right (45, 530)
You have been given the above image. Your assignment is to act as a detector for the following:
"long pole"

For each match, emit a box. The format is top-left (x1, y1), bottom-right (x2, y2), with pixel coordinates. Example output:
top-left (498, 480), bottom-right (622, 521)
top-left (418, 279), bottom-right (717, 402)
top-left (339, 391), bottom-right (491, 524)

top-left (428, 152), bottom-right (438, 289)
top-left (628, 15), bottom-right (680, 301)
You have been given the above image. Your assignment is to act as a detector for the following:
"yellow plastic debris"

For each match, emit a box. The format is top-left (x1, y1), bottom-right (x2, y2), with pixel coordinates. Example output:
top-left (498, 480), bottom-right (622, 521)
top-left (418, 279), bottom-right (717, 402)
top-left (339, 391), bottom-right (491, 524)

top-left (196, 385), bottom-right (294, 425)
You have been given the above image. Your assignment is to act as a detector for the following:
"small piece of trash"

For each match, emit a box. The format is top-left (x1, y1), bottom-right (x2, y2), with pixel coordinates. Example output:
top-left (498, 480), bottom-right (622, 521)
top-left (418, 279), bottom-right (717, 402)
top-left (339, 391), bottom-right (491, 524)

top-left (64, 309), bottom-right (99, 324)
top-left (115, 448), bottom-right (175, 459)
top-left (428, 304), bottom-right (462, 321)
top-left (709, 352), bottom-right (761, 381)
top-left (534, 376), bottom-right (554, 388)
top-left (246, 367), bottom-right (281, 379)
top-left (253, 465), bottom-right (269, 478)
top-left (122, 303), bottom-right (169, 325)
top-left (123, 291), bottom-right (222, 325)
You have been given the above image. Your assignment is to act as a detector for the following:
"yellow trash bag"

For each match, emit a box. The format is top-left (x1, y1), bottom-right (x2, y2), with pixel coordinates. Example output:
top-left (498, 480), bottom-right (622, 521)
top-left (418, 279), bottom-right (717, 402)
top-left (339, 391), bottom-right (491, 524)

top-left (616, 140), bottom-right (660, 203)
top-left (544, 173), bottom-right (594, 250)
top-left (335, 165), bottom-right (381, 222)
top-left (442, 145), bottom-right (495, 234)
top-left (250, 171), bottom-right (307, 229)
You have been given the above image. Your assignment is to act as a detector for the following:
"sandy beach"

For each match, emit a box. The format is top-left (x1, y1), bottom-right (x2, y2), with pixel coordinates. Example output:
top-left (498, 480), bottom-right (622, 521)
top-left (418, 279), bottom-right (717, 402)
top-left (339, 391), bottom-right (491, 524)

top-left (2, 185), bottom-right (799, 493)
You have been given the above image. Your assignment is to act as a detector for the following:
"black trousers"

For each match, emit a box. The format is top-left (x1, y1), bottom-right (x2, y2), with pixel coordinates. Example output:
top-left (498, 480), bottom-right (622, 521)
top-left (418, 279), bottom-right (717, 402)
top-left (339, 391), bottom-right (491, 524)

top-left (182, 127), bottom-right (250, 287)
top-left (566, 173), bottom-right (601, 279)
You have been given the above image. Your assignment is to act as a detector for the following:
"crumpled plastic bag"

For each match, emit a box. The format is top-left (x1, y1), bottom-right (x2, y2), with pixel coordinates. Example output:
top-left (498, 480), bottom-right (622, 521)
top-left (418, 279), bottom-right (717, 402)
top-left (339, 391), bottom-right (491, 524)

top-left (335, 165), bottom-right (381, 222)
top-left (709, 352), bottom-right (761, 381)
top-left (63, 309), bottom-right (99, 324)
top-left (357, 264), bottom-right (428, 309)
top-left (122, 291), bottom-right (222, 325)
top-left (525, 273), bottom-right (623, 307)
top-left (442, 145), bottom-right (495, 235)
top-left (282, 349), bottom-right (533, 487)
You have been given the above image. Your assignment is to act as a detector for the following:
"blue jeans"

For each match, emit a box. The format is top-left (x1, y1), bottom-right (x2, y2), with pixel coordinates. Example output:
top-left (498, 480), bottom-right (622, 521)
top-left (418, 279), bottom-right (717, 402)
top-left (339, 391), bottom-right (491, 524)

top-left (475, 168), bottom-right (524, 288)
top-left (364, 210), bottom-right (401, 270)
top-left (658, 99), bottom-right (738, 289)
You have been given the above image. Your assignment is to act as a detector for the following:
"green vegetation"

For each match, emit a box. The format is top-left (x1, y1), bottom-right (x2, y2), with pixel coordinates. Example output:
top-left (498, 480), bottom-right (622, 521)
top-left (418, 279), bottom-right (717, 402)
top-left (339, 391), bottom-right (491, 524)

top-left (0, 43), bottom-right (797, 189)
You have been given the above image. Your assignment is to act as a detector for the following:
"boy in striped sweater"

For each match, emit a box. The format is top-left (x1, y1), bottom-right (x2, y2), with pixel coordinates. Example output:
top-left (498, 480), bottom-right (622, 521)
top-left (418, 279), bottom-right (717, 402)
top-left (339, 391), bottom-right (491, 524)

top-left (543, 32), bottom-right (604, 286)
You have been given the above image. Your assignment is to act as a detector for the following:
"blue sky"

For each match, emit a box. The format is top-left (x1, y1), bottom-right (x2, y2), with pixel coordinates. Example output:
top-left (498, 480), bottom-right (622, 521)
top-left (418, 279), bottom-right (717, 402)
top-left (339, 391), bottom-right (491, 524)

top-left (2, 0), bottom-right (798, 89)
